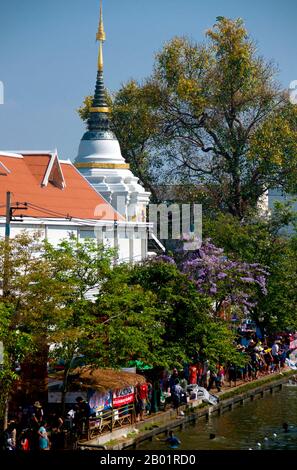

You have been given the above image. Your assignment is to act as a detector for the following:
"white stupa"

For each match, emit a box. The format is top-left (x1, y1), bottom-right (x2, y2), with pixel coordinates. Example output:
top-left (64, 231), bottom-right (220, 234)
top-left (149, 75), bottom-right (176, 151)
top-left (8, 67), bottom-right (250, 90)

top-left (75, 0), bottom-right (150, 222)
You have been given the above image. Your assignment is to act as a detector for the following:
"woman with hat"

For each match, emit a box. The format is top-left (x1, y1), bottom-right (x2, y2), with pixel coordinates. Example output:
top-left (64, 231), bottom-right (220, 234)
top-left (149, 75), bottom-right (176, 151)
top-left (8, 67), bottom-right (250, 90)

top-left (30, 401), bottom-right (44, 450)
top-left (33, 401), bottom-right (44, 422)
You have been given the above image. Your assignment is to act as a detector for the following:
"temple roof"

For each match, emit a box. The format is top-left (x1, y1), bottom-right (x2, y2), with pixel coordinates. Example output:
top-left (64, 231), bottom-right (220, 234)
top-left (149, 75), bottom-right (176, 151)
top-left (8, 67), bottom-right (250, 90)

top-left (0, 152), bottom-right (121, 221)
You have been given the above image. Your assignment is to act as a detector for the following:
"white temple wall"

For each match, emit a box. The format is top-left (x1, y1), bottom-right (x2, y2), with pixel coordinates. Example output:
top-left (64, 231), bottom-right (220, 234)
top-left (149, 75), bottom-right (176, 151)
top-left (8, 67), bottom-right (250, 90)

top-left (0, 219), bottom-right (149, 263)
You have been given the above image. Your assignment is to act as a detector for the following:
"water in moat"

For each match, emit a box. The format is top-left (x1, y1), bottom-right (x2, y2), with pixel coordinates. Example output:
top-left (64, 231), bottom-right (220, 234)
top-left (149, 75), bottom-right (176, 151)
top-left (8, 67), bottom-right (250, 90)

top-left (139, 385), bottom-right (297, 450)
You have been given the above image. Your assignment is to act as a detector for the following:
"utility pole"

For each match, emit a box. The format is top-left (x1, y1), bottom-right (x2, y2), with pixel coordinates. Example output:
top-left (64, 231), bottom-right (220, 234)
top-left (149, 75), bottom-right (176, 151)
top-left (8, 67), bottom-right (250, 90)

top-left (2, 192), bottom-right (27, 296)
top-left (3, 191), bottom-right (11, 297)
top-left (5, 191), bottom-right (11, 240)
top-left (2, 192), bottom-right (27, 430)
top-left (2, 192), bottom-right (11, 430)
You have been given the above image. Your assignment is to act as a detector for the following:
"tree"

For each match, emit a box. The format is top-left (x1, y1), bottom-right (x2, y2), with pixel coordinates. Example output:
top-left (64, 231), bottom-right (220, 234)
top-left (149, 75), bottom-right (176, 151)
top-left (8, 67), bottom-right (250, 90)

top-left (257, 239), bottom-right (297, 332)
top-left (0, 234), bottom-right (117, 418)
top-left (0, 233), bottom-right (71, 428)
top-left (127, 259), bottom-right (244, 367)
top-left (93, 265), bottom-right (165, 368)
top-left (203, 208), bottom-right (297, 333)
top-left (194, 320), bottom-right (245, 368)
top-left (176, 239), bottom-right (268, 318)
top-left (0, 302), bottom-right (35, 430)
top-left (43, 237), bottom-right (116, 412)
top-left (78, 17), bottom-right (297, 218)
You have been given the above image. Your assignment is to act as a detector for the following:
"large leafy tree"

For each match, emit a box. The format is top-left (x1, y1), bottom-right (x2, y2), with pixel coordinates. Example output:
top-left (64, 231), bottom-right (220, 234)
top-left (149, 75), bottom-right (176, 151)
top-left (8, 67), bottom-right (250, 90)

top-left (93, 266), bottom-right (165, 368)
top-left (0, 302), bottom-right (35, 430)
top-left (43, 237), bottom-right (116, 412)
top-left (0, 234), bottom-right (118, 418)
top-left (203, 208), bottom-right (297, 332)
top-left (79, 17), bottom-right (297, 217)
top-left (127, 259), bottom-right (244, 367)
top-left (0, 233), bottom-right (73, 428)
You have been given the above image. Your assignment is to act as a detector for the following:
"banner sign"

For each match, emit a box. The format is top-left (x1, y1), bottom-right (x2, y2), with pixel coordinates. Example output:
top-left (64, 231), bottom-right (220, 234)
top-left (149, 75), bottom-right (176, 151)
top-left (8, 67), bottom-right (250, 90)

top-left (88, 390), bottom-right (112, 413)
top-left (113, 386), bottom-right (135, 407)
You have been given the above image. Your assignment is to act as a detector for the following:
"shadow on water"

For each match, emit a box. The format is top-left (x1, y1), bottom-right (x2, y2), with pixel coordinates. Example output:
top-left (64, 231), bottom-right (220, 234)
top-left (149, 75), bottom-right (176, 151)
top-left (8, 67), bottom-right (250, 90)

top-left (139, 386), bottom-right (297, 450)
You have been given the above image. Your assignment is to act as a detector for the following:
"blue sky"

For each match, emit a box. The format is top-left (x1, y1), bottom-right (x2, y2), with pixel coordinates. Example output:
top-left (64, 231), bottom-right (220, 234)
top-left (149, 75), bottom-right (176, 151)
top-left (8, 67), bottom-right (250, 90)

top-left (0, 0), bottom-right (296, 160)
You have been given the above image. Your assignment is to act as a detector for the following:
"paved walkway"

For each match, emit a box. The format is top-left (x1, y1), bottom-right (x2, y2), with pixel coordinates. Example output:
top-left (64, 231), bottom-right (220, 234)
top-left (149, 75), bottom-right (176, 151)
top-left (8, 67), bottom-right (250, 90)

top-left (216, 367), bottom-right (289, 396)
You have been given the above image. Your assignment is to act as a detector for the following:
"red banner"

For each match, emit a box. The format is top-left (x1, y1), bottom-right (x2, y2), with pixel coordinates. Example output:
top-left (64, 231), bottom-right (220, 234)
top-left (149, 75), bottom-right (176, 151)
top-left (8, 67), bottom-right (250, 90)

top-left (113, 392), bottom-right (135, 407)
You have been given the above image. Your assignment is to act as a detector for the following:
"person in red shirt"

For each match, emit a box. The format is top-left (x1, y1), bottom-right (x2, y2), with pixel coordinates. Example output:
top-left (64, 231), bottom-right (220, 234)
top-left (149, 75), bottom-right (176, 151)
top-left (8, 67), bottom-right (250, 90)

top-left (197, 362), bottom-right (203, 386)
top-left (189, 364), bottom-right (198, 385)
top-left (136, 382), bottom-right (148, 421)
top-left (20, 431), bottom-right (30, 451)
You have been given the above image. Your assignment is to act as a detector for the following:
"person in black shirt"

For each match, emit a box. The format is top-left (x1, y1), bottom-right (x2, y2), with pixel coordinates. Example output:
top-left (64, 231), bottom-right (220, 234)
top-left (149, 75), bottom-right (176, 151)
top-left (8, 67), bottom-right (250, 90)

top-left (74, 397), bottom-right (90, 437)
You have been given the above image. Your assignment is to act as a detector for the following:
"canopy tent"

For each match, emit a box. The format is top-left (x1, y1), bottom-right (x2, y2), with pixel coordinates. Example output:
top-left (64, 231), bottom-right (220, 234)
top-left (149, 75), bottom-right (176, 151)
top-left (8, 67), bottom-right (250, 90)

top-left (127, 360), bottom-right (153, 370)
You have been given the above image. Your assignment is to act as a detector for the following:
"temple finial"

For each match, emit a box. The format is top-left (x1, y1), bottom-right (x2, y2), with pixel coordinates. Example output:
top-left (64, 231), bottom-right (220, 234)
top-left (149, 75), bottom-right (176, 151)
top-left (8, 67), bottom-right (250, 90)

top-left (96, 0), bottom-right (105, 71)
top-left (87, 0), bottom-right (112, 134)
top-left (97, 0), bottom-right (106, 42)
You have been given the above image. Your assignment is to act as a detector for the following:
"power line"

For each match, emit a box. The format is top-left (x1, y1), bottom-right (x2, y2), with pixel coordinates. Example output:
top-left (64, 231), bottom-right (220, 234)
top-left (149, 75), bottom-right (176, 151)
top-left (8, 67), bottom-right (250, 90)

top-left (23, 202), bottom-right (72, 219)
top-left (2, 200), bottom-right (125, 230)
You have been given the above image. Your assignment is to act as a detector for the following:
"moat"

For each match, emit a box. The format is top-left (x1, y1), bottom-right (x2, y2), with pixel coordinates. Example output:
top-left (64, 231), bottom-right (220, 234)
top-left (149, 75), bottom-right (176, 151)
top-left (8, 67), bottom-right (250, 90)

top-left (139, 385), bottom-right (297, 450)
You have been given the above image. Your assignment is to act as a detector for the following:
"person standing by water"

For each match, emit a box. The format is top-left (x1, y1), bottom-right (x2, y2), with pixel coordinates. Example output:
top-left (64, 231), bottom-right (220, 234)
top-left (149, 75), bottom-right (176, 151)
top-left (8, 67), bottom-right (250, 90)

top-left (201, 360), bottom-right (209, 388)
top-left (146, 380), bottom-right (153, 415)
top-left (136, 382), bottom-right (148, 422)
top-left (30, 401), bottom-right (44, 450)
top-left (188, 362), bottom-right (198, 385)
top-left (171, 379), bottom-right (183, 415)
top-left (169, 368), bottom-right (179, 392)
top-left (74, 396), bottom-right (91, 437)
top-left (4, 421), bottom-right (17, 451)
top-left (20, 431), bottom-right (30, 451)
top-left (38, 421), bottom-right (50, 451)
top-left (207, 366), bottom-right (221, 393)
top-left (271, 340), bottom-right (281, 372)
top-left (50, 412), bottom-right (64, 450)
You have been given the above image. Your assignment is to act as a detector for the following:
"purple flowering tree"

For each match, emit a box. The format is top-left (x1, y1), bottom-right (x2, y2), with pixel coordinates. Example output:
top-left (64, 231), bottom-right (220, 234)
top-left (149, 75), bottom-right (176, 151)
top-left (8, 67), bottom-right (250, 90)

top-left (173, 239), bottom-right (268, 317)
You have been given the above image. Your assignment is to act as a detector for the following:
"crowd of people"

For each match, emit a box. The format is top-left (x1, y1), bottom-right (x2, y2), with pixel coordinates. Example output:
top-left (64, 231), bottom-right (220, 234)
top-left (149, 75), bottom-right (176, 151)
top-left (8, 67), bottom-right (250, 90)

top-left (150, 334), bottom-right (293, 410)
top-left (0, 397), bottom-right (90, 451)
top-left (1, 333), bottom-right (294, 450)
top-left (132, 333), bottom-right (295, 423)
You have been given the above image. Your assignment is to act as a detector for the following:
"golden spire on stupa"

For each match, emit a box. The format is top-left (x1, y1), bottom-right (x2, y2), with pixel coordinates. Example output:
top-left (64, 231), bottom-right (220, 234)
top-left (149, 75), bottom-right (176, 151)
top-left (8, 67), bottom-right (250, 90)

top-left (96, 0), bottom-right (106, 71)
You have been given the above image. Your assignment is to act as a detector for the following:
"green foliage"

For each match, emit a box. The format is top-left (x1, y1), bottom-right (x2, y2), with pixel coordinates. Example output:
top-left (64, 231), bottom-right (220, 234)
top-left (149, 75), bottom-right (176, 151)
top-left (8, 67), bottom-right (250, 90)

top-left (127, 260), bottom-right (242, 367)
top-left (194, 320), bottom-right (246, 368)
top-left (0, 302), bottom-right (36, 422)
top-left (95, 270), bottom-right (164, 368)
top-left (204, 209), bottom-right (297, 332)
top-left (258, 237), bottom-right (297, 332)
top-left (43, 237), bottom-right (116, 300)
top-left (0, 234), bottom-right (117, 416)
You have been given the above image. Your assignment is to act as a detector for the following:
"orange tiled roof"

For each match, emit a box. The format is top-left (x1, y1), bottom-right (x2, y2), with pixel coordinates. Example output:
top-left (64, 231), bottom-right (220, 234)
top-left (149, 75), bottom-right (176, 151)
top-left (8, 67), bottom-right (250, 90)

top-left (0, 152), bottom-right (121, 221)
